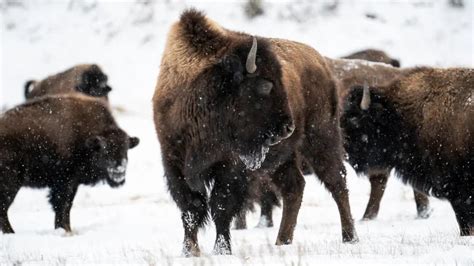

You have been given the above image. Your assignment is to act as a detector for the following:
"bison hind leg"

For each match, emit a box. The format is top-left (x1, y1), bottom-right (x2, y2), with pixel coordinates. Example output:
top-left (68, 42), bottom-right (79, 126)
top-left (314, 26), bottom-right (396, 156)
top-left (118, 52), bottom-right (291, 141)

top-left (270, 158), bottom-right (305, 245)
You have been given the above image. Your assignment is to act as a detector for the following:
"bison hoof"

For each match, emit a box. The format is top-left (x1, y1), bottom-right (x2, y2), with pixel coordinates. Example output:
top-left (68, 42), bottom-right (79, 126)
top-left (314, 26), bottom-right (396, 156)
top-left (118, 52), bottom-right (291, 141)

top-left (416, 206), bottom-right (433, 219)
top-left (182, 240), bottom-right (201, 257)
top-left (256, 215), bottom-right (273, 228)
top-left (0, 228), bottom-right (15, 234)
top-left (213, 235), bottom-right (232, 255)
top-left (275, 238), bottom-right (292, 245)
top-left (342, 231), bottom-right (359, 243)
top-left (361, 211), bottom-right (378, 221)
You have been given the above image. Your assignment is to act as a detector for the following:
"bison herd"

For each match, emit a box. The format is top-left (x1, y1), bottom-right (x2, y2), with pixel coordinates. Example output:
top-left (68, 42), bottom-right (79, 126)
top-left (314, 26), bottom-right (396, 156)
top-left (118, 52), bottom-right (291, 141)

top-left (0, 9), bottom-right (472, 256)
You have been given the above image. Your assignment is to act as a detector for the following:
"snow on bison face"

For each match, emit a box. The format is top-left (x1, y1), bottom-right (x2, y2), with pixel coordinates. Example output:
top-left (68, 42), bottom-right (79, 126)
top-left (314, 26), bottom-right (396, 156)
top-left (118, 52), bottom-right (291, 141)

top-left (85, 129), bottom-right (139, 187)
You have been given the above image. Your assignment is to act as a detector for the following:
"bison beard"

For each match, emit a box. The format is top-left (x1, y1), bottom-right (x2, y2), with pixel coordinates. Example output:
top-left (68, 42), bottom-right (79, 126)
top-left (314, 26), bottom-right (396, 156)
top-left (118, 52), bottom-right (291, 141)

top-left (341, 67), bottom-right (473, 236)
top-left (153, 9), bottom-right (357, 256)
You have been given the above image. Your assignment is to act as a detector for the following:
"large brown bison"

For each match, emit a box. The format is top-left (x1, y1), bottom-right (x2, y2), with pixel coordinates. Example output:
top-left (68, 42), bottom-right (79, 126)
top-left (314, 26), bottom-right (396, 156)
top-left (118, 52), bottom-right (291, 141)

top-left (24, 64), bottom-right (112, 100)
top-left (341, 49), bottom-right (401, 68)
top-left (341, 67), bottom-right (473, 236)
top-left (0, 94), bottom-right (139, 233)
top-left (153, 9), bottom-right (357, 256)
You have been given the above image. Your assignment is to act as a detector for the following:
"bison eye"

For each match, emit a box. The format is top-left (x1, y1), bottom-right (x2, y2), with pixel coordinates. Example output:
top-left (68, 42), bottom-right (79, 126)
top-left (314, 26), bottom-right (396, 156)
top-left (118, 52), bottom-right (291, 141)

top-left (257, 80), bottom-right (273, 96)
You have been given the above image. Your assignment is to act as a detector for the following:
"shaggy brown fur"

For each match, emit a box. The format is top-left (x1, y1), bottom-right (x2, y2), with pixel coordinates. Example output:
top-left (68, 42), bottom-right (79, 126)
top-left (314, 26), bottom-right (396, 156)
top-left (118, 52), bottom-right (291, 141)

top-left (25, 64), bottom-right (111, 100)
top-left (153, 9), bottom-right (357, 256)
top-left (325, 57), bottom-right (432, 219)
top-left (341, 67), bottom-right (473, 235)
top-left (0, 94), bottom-right (139, 233)
top-left (342, 49), bottom-right (400, 67)
top-left (241, 58), bottom-right (430, 227)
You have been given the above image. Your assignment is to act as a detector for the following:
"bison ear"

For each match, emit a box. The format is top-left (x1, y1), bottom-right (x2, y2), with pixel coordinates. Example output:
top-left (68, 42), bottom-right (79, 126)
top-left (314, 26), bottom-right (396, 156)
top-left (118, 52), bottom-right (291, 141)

top-left (128, 137), bottom-right (140, 149)
top-left (86, 136), bottom-right (107, 151)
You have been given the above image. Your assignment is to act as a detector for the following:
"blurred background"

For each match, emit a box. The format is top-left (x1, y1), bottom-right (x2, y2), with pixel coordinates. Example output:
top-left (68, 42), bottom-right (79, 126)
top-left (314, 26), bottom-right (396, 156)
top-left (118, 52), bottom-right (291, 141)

top-left (1, 0), bottom-right (472, 112)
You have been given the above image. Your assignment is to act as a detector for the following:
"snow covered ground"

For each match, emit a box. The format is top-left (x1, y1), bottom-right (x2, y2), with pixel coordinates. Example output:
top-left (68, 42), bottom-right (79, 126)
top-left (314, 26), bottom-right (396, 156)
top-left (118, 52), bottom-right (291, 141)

top-left (1, 0), bottom-right (473, 265)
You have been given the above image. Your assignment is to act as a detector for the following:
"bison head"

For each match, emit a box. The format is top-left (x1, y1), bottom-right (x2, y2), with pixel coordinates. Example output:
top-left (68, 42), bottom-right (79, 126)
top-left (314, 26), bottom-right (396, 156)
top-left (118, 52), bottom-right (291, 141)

top-left (340, 85), bottom-right (400, 174)
top-left (76, 65), bottom-right (112, 97)
top-left (85, 129), bottom-right (139, 187)
top-left (207, 37), bottom-right (294, 170)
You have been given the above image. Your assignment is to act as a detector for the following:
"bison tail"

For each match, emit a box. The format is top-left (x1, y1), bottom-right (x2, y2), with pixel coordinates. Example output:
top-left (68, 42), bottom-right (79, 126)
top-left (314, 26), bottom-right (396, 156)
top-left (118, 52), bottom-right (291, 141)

top-left (24, 80), bottom-right (37, 99)
top-left (179, 8), bottom-right (225, 55)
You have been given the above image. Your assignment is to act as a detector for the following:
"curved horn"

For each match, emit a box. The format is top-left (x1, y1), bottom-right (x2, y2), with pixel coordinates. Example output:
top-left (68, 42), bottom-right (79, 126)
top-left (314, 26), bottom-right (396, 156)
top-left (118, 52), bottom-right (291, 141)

top-left (246, 37), bottom-right (257, 73)
top-left (360, 83), bottom-right (371, 110)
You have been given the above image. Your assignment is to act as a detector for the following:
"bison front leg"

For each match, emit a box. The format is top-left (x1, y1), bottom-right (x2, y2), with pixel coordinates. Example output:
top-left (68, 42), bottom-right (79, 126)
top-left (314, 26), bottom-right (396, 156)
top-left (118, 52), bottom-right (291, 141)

top-left (362, 171), bottom-right (389, 220)
top-left (450, 197), bottom-right (474, 236)
top-left (271, 159), bottom-right (305, 245)
top-left (0, 183), bottom-right (21, 234)
top-left (414, 190), bottom-right (432, 219)
top-left (49, 182), bottom-right (78, 232)
top-left (210, 165), bottom-right (249, 255)
top-left (168, 177), bottom-right (208, 257)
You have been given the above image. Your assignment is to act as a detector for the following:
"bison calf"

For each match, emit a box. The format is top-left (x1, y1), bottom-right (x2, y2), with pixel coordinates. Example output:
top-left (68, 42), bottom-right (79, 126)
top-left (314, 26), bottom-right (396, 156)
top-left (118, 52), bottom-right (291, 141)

top-left (0, 94), bottom-right (139, 233)
top-left (24, 64), bottom-right (112, 100)
top-left (341, 67), bottom-right (473, 236)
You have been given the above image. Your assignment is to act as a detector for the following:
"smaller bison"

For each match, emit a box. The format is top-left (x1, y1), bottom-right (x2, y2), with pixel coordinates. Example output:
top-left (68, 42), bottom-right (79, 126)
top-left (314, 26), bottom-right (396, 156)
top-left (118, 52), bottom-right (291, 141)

top-left (341, 49), bottom-right (401, 68)
top-left (24, 64), bottom-right (112, 100)
top-left (0, 94), bottom-right (139, 233)
top-left (328, 57), bottom-right (432, 219)
top-left (341, 67), bottom-right (473, 236)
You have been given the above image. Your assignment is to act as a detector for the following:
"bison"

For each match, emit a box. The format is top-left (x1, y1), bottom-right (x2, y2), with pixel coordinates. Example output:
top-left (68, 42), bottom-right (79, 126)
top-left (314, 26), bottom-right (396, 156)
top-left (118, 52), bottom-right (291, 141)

top-left (238, 58), bottom-right (432, 229)
top-left (341, 67), bottom-right (473, 236)
top-left (0, 94), bottom-right (139, 233)
top-left (341, 49), bottom-right (401, 68)
top-left (329, 58), bottom-right (433, 219)
top-left (24, 64), bottom-right (112, 100)
top-left (153, 9), bottom-right (357, 256)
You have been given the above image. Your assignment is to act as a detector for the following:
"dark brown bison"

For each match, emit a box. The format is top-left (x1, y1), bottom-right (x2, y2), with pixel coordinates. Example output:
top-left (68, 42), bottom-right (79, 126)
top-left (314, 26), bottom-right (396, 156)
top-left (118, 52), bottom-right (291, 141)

top-left (341, 49), bottom-right (401, 68)
top-left (341, 67), bottom-right (473, 236)
top-left (24, 64), bottom-right (112, 100)
top-left (328, 58), bottom-right (432, 219)
top-left (153, 9), bottom-right (357, 256)
top-left (238, 59), bottom-right (431, 229)
top-left (0, 94), bottom-right (139, 233)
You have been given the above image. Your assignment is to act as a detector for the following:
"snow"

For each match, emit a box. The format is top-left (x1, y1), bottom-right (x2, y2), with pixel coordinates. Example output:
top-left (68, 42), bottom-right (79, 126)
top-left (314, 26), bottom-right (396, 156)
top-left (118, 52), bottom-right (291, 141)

top-left (1, 0), bottom-right (473, 265)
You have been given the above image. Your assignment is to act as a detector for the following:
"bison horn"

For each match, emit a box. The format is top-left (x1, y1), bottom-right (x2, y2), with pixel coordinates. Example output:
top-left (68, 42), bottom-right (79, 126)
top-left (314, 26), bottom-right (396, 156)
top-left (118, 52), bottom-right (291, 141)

top-left (246, 37), bottom-right (258, 73)
top-left (360, 83), bottom-right (371, 110)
